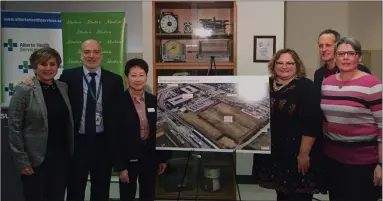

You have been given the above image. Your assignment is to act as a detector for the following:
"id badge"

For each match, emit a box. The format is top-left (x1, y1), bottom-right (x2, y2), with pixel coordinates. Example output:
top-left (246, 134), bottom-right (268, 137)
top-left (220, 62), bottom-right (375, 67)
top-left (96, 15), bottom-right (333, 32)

top-left (95, 112), bottom-right (102, 126)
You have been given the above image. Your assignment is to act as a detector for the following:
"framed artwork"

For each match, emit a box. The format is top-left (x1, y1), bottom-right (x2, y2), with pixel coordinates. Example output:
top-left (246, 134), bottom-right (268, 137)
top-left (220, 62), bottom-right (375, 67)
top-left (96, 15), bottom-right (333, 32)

top-left (253, 35), bottom-right (276, 62)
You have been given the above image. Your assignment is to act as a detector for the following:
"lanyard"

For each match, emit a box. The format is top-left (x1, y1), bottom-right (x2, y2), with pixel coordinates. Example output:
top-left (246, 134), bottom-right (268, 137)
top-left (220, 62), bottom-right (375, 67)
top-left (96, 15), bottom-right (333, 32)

top-left (84, 75), bottom-right (102, 101)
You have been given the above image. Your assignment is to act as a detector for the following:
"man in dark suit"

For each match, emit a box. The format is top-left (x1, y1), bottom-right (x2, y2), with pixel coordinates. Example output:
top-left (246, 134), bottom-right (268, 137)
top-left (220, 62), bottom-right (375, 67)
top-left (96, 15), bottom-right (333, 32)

top-left (114, 58), bottom-right (170, 201)
top-left (314, 29), bottom-right (370, 88)
top-left (61, 39), bottom-right (124, 201)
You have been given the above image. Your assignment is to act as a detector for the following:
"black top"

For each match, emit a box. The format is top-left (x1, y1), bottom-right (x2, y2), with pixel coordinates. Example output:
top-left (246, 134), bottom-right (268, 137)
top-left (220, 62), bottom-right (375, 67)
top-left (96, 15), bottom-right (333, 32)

top-left (40, 81), bottom-right (69, 153)
top-left (113, 90), bottom-right (171, 171)
top-left (252, 77), bottom-right (326, 194)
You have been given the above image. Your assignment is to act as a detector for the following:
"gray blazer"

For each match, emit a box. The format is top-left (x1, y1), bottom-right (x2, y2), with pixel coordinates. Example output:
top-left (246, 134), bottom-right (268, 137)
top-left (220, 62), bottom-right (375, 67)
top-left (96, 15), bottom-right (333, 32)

top-left (8, 77), bottom-right (74, 171)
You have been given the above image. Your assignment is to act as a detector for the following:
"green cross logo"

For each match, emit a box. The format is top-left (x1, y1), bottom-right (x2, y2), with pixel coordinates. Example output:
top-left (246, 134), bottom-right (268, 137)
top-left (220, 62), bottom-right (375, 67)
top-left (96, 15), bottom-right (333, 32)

top-left (5, 83), bottom-right (15, 96)
top-left (3, 39), bottom-right (17, 51)
top-left (18, 61), bottom-right (32, 73)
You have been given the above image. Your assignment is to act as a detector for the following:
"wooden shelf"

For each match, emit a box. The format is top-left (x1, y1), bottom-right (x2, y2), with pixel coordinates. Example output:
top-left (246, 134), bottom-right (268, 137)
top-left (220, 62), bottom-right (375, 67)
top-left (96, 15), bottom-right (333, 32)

top-left (156, 33), bottom-right (233, 40)
top-left (156, 62), bottom-right (234, 70)
top-left (155, 1), bottom-right (234, 9)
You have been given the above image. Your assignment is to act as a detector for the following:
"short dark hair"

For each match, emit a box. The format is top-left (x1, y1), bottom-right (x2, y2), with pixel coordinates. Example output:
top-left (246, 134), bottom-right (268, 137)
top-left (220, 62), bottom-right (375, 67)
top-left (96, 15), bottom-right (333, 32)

top-left (124, 58), bottom-right (149, 76)
top-left (318, 29), bottom-right (341, 42)
top-left (29, 47), bottom-right (62, 70)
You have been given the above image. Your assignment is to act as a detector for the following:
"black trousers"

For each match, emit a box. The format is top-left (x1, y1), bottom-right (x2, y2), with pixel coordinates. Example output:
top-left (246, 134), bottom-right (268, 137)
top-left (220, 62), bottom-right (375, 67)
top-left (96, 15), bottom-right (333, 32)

top-left (66, 133), bottom-right (112, 201)
top-left (21, 150), bottom-right (69, 201)
top-left (276, 191), bottom-right (313, 201)
top-left (119, 154), bottom-right (157, 201)
top-left (325, 155), bottom-right (382, 201)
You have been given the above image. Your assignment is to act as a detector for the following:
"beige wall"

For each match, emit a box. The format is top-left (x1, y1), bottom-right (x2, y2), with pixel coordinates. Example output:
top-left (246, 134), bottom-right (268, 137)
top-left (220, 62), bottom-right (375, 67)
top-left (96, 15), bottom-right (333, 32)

top-left (285, 1), bottom-right (382, 80)
top-left (285, 1), bottom-right (350, 80)
top-left (236, 0), bottom-right (285, 176)
top-left (236, 1), bottom-right (285, 76)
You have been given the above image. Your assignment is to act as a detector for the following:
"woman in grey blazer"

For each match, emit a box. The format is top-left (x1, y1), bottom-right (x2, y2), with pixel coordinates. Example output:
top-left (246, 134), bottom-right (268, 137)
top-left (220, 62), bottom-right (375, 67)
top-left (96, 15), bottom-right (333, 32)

top-left (8, 47), bottom-right (74, 201)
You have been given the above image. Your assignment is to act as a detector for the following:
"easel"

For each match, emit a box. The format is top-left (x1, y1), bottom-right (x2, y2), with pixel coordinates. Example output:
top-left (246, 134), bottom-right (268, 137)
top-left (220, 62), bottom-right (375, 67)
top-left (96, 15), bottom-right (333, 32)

top-left (175, 149), bottom-right (242, 201)
top-left (174, 57), bottom-right (241, 200)
top-left (206, 56), bottom-right (218, 76)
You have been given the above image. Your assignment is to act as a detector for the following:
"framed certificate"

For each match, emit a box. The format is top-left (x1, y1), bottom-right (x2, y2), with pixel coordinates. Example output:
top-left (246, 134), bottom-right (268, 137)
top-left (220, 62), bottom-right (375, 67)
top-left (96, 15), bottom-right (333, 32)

top-left (253, 35), bottom-right (276, 62)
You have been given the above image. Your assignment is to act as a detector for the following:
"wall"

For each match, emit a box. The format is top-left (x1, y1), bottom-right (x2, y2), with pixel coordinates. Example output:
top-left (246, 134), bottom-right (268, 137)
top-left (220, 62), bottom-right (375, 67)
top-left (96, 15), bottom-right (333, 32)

top-left (285, 1), bottom-right (350, 80)
top-left (1, 1), bottom-right (143, 53)
top-left (235, 0), bottom-right (285, 176)
top-left (348, 1), bottom-right (382, 79)
top-left (348, 1), bottom-right (382, 51)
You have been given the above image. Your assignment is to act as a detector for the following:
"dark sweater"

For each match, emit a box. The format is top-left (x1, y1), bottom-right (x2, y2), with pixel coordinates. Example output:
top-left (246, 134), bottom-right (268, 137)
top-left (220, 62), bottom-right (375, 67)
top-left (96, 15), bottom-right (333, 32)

top-left (40, 81), bottom-right (70, 153)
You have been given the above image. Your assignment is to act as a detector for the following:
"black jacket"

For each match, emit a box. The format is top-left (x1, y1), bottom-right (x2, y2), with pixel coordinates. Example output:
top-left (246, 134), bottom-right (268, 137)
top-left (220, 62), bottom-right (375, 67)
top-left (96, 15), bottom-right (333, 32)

top-left (114, 90), bottom-right (170, 171)
top-left (59, 67), bottom-right (124, 158)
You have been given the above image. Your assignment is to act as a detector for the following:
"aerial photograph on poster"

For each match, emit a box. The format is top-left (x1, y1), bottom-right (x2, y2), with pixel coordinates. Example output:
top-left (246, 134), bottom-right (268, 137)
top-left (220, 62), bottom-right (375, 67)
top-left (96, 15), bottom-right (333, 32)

top-left (156, 76), bottom-right (270, 154)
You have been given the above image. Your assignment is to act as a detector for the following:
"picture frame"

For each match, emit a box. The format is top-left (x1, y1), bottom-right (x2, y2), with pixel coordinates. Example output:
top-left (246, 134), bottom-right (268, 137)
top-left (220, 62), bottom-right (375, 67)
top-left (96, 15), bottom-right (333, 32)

top-left (253, 35), bottom-right (276, 62)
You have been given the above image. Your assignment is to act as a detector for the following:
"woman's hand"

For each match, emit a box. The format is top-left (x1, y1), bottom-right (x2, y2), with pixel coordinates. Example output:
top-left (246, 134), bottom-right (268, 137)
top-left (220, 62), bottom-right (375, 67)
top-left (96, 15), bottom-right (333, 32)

top-left (119, 169), bottom-right (129, 183)
top-left (20, 168), bottom-right (34, 175)
top-left (373, 165), bottom-right (382, 186)
top-left (297, 153), bottom-right (310, 175)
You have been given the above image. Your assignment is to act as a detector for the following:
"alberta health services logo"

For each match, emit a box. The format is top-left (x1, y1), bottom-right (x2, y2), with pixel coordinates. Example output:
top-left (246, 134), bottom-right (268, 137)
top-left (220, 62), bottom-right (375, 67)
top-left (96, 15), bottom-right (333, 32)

top-left (3, 38), bottom-right (50, 52)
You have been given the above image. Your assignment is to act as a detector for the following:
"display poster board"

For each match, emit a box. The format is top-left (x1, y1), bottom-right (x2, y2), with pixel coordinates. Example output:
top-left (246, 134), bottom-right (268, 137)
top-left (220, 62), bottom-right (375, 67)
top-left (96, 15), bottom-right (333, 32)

top-left (156, 76), bottom-right (271, 154)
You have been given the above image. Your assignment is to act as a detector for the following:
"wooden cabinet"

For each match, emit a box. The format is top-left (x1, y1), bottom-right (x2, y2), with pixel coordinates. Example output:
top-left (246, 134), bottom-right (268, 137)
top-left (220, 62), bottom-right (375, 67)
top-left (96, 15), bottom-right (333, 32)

top-left (152, 2), bottom-right (238, 200)
top-left (152, 1), bottom-right (237, 94)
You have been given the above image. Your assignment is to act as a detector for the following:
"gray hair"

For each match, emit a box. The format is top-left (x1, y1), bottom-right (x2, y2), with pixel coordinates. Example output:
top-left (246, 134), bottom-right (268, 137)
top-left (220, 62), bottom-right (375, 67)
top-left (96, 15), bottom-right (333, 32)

top-left (335, 36), bottom-right (362, 55)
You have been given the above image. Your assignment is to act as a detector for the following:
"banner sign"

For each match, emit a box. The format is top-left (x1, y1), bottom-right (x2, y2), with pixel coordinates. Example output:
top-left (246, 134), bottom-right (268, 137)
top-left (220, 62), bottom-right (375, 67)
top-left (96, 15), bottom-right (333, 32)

top-left (1, 11), bottom-right (63, 106)
top-left (61, 12), bottom-right (126, 77)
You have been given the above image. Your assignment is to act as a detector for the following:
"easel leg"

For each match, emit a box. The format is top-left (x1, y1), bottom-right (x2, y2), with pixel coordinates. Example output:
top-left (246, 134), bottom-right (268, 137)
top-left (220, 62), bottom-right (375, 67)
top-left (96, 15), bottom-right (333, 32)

top-left (176, 151), bottom-right (192, 201)
top-left (231, 150), bottom-right (242, 201)
top-left (193, 152), bottom-right (203, 201)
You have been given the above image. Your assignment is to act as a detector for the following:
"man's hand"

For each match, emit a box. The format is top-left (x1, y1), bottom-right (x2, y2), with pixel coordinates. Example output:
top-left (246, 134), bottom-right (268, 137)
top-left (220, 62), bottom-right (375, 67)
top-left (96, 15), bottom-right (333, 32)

top-left (297, 153), bottom-right (310, 175)
top-left (119, 169), bottom-right (129, 183)
top-left (373, 165), bottom-right (382, 186)
top-left (158, 163), bottom-right (167, 175)
top-left (20, 168), bottom-right (34, 175)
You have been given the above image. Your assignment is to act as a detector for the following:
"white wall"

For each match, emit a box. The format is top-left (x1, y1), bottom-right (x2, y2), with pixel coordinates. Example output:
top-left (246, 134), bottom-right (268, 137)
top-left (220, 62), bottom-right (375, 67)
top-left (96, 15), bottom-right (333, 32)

top-left (2, 1), bottom-right (143, 53)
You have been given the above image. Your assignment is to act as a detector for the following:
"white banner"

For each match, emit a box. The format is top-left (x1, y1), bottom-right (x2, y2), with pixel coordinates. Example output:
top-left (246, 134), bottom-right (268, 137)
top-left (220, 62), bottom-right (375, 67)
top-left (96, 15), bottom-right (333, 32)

top-left (1, 11), bottom-right (63, 106)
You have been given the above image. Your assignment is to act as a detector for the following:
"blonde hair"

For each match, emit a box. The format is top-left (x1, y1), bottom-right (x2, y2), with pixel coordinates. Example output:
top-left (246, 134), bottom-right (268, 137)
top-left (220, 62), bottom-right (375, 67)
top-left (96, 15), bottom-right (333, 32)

top-left (268, 48), bottom-right (306, 79)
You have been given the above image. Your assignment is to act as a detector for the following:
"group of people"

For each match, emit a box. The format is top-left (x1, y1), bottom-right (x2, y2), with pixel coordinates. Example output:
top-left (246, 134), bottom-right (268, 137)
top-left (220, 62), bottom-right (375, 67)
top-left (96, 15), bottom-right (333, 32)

top-left (8, 39), bottom-right (169, 201)
top-left (252, 29), bottom-right (382, 201)
top-left (7, 29), bottom-right (382, 201)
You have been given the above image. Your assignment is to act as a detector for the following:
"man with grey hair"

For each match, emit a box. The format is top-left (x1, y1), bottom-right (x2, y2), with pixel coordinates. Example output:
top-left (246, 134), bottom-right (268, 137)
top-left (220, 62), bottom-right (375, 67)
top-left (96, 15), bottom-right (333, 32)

top-left (313, 29), bottom-right (370, 88)
top-left (60, 39), bottom-right (124, 201)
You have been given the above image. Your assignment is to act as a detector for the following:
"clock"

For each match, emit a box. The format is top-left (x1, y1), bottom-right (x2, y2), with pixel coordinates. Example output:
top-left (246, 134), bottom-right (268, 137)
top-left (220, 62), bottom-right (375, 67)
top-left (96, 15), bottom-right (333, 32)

top-left (184, 22), bottom-right (193, 33)
top-left (158, 12), bottom-right (179, 33)
top-left (162, 40), bottom-right (186, 62)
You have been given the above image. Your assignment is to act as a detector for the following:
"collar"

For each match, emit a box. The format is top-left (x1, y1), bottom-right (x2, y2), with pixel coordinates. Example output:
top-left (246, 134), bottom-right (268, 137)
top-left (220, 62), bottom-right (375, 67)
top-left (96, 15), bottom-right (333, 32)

top-left (83, 66), bottom-right (101, 77)
top-left (128, 88), bottom-right (145, 102)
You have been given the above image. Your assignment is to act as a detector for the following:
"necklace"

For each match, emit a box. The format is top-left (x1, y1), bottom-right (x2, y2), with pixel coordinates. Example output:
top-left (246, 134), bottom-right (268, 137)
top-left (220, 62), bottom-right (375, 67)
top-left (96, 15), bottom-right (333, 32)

top-left (273, 77), bottom-right (296, 91)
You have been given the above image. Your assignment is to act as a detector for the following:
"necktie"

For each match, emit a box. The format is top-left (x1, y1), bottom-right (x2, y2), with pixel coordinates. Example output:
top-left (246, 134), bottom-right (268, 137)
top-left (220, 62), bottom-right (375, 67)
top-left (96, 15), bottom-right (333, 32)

top-left (85, 72), bottom-right (97, 134)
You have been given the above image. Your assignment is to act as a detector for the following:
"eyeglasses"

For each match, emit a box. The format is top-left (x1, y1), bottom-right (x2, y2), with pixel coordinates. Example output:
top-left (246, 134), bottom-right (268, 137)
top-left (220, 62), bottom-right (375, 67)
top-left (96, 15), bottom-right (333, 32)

top-left (335, 51), bottom-right (358, 57)
top-left (275, 61), bottom-right (295, 67)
